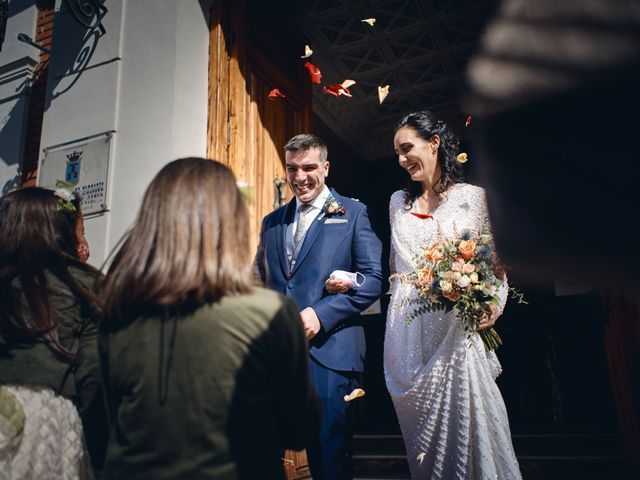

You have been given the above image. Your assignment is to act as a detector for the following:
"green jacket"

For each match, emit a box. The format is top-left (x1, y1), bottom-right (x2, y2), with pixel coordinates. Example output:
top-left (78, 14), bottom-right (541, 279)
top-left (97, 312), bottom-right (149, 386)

top-left (0, 266), bottom-right (108, 468)
top-left (99, 287), bottom-right (320, 480)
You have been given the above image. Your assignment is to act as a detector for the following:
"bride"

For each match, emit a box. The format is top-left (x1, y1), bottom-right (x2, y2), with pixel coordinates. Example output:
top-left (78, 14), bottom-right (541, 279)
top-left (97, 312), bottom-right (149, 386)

top-left (385, 111), bottom-right (521, 479)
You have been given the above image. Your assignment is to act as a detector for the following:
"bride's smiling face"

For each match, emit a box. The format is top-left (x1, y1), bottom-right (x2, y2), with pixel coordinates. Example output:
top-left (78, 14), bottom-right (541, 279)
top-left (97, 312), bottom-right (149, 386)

top-left (394, 126), bottom-right (440, 183)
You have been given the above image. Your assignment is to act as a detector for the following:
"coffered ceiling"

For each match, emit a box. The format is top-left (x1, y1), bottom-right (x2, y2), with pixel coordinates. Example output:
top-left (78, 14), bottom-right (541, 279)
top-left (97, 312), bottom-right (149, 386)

top-left (295, 0), bottom-right (499, 160)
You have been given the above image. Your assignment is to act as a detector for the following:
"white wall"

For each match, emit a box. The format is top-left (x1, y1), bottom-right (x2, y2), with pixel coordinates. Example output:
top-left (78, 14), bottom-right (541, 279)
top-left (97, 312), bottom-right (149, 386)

top-left (0, 0), bottom-right (39, 194)
top-left (38, 0), bottom-right (211, 268)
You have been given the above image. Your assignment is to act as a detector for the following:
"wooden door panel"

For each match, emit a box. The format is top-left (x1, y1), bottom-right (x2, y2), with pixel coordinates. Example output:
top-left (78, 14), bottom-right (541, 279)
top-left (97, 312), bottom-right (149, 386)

top-left (207, 0), bottom-right (311, 252)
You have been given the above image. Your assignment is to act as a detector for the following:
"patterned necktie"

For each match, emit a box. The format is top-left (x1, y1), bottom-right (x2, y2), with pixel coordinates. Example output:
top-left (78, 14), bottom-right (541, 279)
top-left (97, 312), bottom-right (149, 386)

top-left (294, 203), bottom-right (313, 247)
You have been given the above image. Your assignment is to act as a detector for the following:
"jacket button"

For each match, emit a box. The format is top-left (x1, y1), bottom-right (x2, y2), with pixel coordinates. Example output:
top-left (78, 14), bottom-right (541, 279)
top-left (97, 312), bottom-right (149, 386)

top-left (287, 282), bottom-right (294, 289)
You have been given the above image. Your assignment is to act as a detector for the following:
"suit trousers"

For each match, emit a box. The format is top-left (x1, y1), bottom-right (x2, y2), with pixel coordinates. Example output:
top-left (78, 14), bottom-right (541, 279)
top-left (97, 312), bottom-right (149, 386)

top-left (306, 357), bottom-right (360, 480)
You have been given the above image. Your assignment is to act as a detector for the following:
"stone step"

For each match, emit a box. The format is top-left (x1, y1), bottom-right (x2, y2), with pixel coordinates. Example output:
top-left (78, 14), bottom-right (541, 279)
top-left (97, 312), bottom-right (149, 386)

top-left (352, 433), bottom-right (633, 480)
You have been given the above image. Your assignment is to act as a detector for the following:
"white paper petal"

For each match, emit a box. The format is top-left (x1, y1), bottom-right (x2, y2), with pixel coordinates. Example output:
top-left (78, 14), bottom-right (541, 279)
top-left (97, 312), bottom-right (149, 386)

top-left (378, 85), bottom-right (390, 104)
top-left (301, 44), bottom-right (313, 58)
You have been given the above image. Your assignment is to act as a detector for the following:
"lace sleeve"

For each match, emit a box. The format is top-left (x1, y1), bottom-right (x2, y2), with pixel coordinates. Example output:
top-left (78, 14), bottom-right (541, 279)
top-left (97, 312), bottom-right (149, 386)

top-left (495, 276), bottom-right (509, 315)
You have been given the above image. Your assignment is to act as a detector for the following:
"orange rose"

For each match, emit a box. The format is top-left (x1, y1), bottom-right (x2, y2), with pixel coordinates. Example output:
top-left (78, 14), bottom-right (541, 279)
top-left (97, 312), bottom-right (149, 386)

top-left (458, 240), bottom-right (476, 260)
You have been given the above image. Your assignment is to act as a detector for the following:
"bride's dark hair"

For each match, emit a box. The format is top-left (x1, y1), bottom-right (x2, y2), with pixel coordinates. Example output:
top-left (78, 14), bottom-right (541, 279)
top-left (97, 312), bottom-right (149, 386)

top-left (395, 111), bottom-right (465, 208)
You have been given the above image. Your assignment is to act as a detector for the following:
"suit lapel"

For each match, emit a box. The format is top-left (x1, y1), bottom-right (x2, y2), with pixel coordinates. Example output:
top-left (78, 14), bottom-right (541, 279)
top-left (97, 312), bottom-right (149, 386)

top-left (276, 200), bottom-right (296, 277)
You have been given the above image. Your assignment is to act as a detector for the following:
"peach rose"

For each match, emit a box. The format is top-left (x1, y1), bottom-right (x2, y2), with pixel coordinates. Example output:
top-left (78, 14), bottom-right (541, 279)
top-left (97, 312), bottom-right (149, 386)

top-left (451, 261), bottom-right (463, 272)
top-left (425, 245), bottom-right (444, 262)
top-left (458, 240), bottom-right (476, 260)
top-left (462, 263), bottom-right (475, 274)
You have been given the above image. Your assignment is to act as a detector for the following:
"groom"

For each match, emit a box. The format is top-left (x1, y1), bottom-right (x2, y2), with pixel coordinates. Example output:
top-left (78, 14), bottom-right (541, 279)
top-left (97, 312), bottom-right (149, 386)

top-left (255, 134), bottom-right (382, 479)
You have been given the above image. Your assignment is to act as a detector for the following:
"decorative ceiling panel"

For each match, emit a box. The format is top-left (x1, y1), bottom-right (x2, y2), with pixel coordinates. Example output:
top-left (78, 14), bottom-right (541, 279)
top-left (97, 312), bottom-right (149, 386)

top-left (295, 0), bottom-right (499, 160)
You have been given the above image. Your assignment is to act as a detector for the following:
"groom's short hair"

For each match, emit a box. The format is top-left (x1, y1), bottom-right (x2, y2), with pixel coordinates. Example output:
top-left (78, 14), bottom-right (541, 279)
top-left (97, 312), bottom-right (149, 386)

top-left (285, 134), bottom-right (328, 163)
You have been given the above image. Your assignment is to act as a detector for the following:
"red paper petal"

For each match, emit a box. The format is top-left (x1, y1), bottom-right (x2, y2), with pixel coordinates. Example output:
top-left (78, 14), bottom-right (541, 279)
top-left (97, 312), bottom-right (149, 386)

top-left (411, 212), bottom-right (433, 220)
top-left (304, 61), bottom-right (322, 84)
top-left (465, 115), bottom-right (472, 127)
top-left (268, 88), bottom-right (286, 99)
top-left (323, 84), bottom-right (352, 98)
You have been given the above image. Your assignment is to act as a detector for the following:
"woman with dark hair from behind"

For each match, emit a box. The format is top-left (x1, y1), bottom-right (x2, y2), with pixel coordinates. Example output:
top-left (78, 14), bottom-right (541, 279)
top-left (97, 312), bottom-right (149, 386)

top-left (0, 187), bottom-right (107, 478)
top-left (99, 157), bottom-right (320, 480)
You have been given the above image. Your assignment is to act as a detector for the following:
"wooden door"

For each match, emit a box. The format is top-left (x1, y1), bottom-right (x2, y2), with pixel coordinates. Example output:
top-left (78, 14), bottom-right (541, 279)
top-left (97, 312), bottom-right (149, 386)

top-left (207, 2), bottom-right (313, 477)
top-left (207, 0), bottom-right (311, 253)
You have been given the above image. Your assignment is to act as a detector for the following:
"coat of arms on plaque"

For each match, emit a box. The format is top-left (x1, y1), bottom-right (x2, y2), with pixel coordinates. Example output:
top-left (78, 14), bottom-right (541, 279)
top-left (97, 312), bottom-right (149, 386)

top-left (65, 150), bottom-right (82, 185)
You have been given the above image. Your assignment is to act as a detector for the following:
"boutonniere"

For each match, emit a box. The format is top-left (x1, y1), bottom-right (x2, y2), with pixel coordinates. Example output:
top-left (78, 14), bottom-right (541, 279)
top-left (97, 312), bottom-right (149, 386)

top-left (321, 195), bottom-right (346, 218)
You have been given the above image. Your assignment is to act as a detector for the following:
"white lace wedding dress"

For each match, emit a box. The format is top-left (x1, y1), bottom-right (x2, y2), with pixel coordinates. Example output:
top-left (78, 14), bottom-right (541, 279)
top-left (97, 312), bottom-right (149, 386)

top-left (384, 184), bottom-right (521, 479)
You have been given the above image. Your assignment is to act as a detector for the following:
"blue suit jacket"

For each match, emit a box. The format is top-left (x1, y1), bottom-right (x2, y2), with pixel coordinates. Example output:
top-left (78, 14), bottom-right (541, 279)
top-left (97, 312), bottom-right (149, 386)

top-left (256, 189), bottom-right (383, 372)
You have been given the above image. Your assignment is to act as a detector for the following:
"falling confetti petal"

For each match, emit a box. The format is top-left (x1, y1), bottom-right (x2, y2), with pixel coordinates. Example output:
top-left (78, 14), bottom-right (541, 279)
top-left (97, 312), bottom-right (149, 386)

top-left (301, 44), bottom-right (313, 58)
top-left (341, 79), bottom-right (356, 89)
top-left (344, 388), bottom-right (365, 402)
top-left (465, 115), bottom-right (472, 127)
top-left (268, 88), bottom-right (286, 100)
top-left (457, 152), bottom-right (468, 163)
top-left (304, 61), bottom-right (322, 84)
top-left (323, 84), bottom-right (353, 97)
top-left (362, 18), bottom-right (376, 27)
top-left (417, 452), bottom-right (426, 465)
top-left (378, 85), bottom-right (390, 104)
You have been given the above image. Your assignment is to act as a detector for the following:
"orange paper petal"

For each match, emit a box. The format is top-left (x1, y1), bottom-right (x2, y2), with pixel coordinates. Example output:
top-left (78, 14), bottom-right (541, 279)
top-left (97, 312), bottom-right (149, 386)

top-left (304, 61), bottom-right (322, 84)
top-left (268, 88), bottom-right (286, 99)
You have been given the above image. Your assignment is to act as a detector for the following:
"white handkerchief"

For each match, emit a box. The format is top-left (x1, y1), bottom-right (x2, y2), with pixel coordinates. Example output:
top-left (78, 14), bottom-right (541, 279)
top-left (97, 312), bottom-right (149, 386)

top-left (330, 270), bottom-right (366, 288)
top-left (325, 218), bottom-right (348, 224)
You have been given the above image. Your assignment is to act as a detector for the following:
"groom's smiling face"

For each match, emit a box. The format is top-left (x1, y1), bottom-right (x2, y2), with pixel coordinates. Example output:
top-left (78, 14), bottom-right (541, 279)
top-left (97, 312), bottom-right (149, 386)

top-left (285, 147), bottom-right (330, 204)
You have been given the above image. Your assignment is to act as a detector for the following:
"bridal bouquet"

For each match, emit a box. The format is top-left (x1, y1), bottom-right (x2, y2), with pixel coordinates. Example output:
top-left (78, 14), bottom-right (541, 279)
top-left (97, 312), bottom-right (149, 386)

top-left (401, 229), bottom-right (523, 351)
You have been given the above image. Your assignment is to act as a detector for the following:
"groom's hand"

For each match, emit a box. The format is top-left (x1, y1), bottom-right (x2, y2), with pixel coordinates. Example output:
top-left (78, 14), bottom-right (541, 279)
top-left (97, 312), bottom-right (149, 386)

top-left (300, 307), bottom-right (321, 339)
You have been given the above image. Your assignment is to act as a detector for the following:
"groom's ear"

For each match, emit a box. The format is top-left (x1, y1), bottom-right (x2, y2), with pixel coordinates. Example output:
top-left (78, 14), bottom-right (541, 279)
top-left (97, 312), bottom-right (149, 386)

top-left (323, 160), bottom-right (330, 176)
